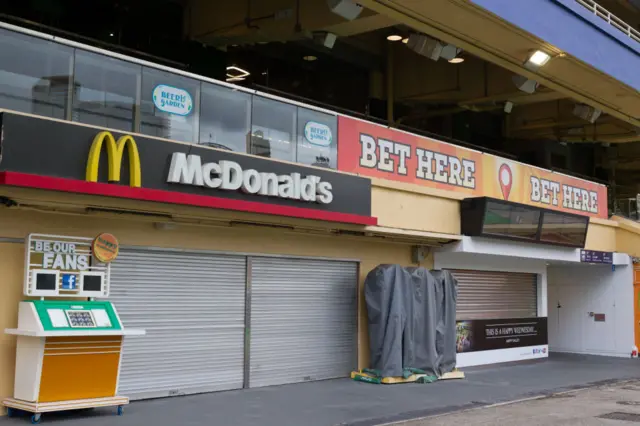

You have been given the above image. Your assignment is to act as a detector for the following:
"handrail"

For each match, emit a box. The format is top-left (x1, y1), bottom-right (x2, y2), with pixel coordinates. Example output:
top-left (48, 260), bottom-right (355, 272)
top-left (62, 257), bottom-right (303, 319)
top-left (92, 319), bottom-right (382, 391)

top-left (575, 0), bottom-right (640, 44)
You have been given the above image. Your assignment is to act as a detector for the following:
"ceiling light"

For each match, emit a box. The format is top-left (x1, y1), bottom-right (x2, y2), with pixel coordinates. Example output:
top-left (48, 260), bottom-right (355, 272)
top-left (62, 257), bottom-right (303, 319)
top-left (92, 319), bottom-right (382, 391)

top-left (109, 33), bottom-right (114, 37)
top-left (402, 38), bottom-right (409, 44)
top-left (524, 50), bottom-right (551, 69)
top-left (448, 57), bottom-right (464, 64)
top-left (387, 34), bottom-right (403, 42)
top-left (226, 65), bottom-right (250, 82)
top-left (303, 55), bottom-right (318, 61)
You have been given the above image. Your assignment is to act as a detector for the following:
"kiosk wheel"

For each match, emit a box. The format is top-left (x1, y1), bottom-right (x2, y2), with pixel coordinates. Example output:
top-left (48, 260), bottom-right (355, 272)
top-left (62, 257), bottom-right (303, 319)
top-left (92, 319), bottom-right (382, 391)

top-left (117, 406), bottom-right (124, 416)
top-left (30, 413), bottom-right (41, 424)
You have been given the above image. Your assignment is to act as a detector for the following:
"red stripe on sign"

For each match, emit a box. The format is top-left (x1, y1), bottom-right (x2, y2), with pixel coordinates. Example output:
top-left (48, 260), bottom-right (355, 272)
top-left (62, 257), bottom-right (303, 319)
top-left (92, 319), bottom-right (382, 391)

top-left (0, 172), bottom-right (377, 226)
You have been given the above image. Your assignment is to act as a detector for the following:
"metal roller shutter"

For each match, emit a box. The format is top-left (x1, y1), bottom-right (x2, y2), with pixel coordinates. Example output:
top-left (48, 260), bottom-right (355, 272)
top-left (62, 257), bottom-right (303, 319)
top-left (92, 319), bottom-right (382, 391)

top-left (451, 270), bottom-right (537, 320)
top-left (106, 249), bottom-right (247, 400)
top-left (249, 257), bottom-right (358, 388)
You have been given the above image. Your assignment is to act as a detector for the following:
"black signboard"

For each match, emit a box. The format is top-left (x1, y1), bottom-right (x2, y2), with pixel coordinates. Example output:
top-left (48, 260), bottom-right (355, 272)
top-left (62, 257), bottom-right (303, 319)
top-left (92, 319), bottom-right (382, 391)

top-left (580, 250), bottom-right (613, 264)
top-left (456, 317), bottom-right (548, 353)
top-left (0, 112), bottom-right (374, 225)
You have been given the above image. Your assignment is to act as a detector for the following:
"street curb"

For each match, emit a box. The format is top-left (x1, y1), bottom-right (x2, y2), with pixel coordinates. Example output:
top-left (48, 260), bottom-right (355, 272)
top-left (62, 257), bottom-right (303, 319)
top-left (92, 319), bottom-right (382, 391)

top-left (338, 377), bottom-right (637, 426)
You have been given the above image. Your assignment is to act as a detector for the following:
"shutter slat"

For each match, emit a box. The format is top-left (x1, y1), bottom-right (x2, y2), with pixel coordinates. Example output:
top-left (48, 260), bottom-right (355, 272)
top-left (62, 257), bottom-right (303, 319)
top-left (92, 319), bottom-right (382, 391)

top-left (249, 257), bottom-right (357, 388)
top-left (450, 270), bottom-right (537, 320)
top-left (104, 249), bottom-right (246, 400)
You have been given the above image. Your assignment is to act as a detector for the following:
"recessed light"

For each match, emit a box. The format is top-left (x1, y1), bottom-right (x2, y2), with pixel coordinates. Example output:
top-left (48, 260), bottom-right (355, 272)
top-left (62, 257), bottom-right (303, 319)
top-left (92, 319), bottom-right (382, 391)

top-left (303, 55), bottom-right (318, 61)
top-left (387, 34), bottom-right (403, 42)
top-left (402, 37), bottom-right (409, 44)
top-left (448, 57), bottom-right (464, 64)
top-left (525, 50), bottom-right (551, 69)
top-left (109, 33), bottom-right (114, 37)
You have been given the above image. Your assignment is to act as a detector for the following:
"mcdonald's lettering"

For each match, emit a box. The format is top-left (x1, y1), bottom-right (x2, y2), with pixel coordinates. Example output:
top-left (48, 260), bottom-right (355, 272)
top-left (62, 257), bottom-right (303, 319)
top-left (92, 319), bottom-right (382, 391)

top-left (85, 131), bottom-right (141, 187)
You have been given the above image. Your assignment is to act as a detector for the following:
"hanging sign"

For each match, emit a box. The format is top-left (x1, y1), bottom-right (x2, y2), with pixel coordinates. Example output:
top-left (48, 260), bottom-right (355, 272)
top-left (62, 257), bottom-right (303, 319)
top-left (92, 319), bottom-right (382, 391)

top-left (580, 250), bottom-right (613, 264)
top-left (92, 233), bottom-right (120, 263)
top-left (152, 84), bottom-right (193, 116)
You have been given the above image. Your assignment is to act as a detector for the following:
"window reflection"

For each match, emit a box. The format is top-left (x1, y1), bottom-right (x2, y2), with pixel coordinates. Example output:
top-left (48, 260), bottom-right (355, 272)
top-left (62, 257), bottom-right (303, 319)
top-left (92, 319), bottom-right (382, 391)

top-left (251, 96), bottom-right (296, 162)
top-left (483, 201), bottom-right (540, 239)
top-left (140, 68), bottom-right (199, 143)
top-left (199, 84), bottom-right (251, 151)
top-left (0, 28), bottom-right (73, 119)
top-left (73, 50), bottom-right (140, 131)
top-left (296, 108), bottom-right (337, 168)
top-left (539, 212), bottom-right (588, 246)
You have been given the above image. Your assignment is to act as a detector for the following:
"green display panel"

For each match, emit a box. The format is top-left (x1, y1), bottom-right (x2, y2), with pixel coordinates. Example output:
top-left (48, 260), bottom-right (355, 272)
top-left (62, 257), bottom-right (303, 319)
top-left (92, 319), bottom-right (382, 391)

top-left (29, 300), bottom-right (122, 331)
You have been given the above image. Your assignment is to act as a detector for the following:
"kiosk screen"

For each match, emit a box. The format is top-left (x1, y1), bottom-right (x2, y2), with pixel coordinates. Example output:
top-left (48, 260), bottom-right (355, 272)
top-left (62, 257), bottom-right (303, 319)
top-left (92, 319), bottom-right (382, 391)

top-left (83, 275), bottom-right (103, 292)
top-left (35, 272), bottom-right (57, 291)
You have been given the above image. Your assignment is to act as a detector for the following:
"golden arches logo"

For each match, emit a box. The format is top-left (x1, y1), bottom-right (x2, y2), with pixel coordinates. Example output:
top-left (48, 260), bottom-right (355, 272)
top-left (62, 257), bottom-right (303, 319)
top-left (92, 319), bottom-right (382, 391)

top-left (85, 131), bottom-right (141, 187)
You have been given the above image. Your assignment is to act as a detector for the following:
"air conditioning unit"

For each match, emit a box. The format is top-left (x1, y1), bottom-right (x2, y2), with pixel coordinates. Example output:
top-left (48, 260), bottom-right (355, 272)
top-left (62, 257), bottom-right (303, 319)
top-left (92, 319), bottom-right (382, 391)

top-left (327, 0), bottom-right (363, 21)
top-left (573, 104), bottom-right (602, 124)
top-left (407, 33), bottom-right (443, 61)
top-left (512, 75), bottom-right (539, 94)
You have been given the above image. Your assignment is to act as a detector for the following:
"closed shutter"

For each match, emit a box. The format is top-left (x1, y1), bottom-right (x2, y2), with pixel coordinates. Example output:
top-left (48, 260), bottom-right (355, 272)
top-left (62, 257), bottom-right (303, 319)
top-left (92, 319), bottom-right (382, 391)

top-left (451, 270), bottom-right (537, 320)
top-left (249, 257), bottom-right (357, 388)
top-left (107, 248), bottom-right (246, 400)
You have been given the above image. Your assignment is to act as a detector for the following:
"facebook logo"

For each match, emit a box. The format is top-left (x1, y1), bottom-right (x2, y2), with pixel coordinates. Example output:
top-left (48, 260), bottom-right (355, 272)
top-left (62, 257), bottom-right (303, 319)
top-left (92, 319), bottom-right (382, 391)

top-left (61, 274), bottom-right (77, 290)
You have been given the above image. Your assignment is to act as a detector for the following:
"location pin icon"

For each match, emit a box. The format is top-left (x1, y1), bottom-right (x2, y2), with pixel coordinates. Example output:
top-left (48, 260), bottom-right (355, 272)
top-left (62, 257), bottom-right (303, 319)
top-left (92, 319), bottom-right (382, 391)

top-left (498, 163), bottom-right (512, 200)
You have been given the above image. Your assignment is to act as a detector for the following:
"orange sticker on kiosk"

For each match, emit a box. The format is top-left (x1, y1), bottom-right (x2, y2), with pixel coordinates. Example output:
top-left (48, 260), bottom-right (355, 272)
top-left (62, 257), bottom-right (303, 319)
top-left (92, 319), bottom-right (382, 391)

top-left (92, 233), bottom-right (119, 263)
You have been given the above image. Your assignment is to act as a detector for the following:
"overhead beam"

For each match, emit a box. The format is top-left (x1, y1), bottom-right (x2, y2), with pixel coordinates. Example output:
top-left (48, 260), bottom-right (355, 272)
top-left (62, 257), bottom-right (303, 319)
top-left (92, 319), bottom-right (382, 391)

top-left (356, 0), bottom-right (640, 127)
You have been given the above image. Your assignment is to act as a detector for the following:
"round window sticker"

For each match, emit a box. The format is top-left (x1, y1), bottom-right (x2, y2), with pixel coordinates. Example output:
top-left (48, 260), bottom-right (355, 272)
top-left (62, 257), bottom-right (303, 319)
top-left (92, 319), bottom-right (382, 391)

top-left (92, 233), bottom-right (119, 263)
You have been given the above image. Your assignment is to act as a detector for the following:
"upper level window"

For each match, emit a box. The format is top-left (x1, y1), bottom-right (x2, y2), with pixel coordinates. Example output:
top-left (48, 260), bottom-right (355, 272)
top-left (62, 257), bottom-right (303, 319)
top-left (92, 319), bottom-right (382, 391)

top-left (250, 96), bottom-right (296, 162)
top-left (199, 83), bottom-right (251, 152)
top-left (140, 68), bottom-right (199, 143)
top-left (296, 108), bottom-right (337, 168)
top-left (0, 28), bottom-right (73, 120)
top-left (73, 50), bottom-right (140, 132)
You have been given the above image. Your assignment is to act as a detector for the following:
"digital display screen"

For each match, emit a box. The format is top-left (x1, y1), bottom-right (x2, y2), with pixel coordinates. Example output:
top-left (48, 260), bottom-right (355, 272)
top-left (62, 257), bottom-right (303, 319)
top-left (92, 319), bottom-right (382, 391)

top-left (539, 211), bottom-right (588, 247)
top-left (83, 275), bottom-right (103, 292)
top-left (482, 201), bottom-right (540, 240)
top-left (35, 272), bottom-right (57, 291)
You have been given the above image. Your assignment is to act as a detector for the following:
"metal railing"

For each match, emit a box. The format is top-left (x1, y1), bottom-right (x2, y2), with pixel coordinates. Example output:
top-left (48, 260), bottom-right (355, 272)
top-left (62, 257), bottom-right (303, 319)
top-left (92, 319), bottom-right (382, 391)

top-left (576, 0), bottom-right (640, 44)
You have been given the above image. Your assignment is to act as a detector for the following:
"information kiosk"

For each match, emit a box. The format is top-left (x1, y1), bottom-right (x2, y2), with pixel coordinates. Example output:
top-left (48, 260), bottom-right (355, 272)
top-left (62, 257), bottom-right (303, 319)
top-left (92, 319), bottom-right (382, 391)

top-left (3, 233), bottom-right (144, 424)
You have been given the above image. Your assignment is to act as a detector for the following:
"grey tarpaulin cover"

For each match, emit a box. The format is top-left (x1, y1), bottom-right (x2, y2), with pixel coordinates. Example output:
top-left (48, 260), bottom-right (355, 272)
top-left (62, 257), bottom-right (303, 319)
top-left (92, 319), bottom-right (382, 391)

top-left (365, 265), bottom-right (458, 377)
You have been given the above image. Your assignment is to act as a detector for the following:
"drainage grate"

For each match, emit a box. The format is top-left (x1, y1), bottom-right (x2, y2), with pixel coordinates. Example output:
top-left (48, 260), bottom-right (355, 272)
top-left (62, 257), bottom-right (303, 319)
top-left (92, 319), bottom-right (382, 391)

top-left (618, 401), bottom-right (640, 406)
top-left (598, 412), bottom-right (640, 422)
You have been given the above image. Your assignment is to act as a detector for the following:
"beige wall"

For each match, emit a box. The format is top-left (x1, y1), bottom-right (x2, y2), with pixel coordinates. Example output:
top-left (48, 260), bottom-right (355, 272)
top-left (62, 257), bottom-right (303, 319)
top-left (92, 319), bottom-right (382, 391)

top-left (0, 207), bottom-right (434, 407)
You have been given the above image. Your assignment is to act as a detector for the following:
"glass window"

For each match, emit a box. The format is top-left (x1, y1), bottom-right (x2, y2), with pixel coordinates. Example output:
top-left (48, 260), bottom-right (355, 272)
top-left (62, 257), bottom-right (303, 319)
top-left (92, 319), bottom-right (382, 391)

top-left (296, 108), bottom-right (337, 168)
top-left (0, 28), bottom-right (73, 119)
top-left (73, 50), bottom-right (140, 132)
top-left (539, 212), bottom-right (588, 247)
top-left (250, 96), bottom-right (296, 162)
top-left (482, 201), bottom-right (541, 240)
top-left (140, 67), bottom-right (199, 143)
top-left (199, 83), bottom-right (251, 152)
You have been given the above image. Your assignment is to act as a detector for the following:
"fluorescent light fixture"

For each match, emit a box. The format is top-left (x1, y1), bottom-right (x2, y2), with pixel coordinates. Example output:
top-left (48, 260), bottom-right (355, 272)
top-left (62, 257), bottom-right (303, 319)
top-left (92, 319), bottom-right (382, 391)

top-left (303, 55), bottom-right (318, 61)
top-left (226, 66), bottom-right (250, 82)
top-left (524, 50), bottom-right (551, 70)
top-left (448, 57), bottom-right (464, 64)
top-left (387, 34), bottom-right (403, 41)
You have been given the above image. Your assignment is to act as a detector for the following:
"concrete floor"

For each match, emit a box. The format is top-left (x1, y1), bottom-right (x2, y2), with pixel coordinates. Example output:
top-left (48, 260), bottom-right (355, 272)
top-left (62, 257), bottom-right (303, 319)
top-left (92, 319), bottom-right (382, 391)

top-left (2, 353), bottom-right (640, 426)
top-left (402, 379), bottom-right (640, 425)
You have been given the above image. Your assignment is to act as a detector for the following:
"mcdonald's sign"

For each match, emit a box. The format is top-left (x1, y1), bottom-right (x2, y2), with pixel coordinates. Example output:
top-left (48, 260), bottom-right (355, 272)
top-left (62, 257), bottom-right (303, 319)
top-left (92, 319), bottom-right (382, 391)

top-left (0, 112), bottom-right (376, 226)
top-left (85, 131), bottom-right (142, 187)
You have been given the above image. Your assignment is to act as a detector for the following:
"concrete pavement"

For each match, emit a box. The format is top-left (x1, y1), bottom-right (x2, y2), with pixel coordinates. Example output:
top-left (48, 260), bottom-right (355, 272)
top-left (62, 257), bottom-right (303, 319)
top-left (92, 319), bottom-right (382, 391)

top-left (2, 353), bottom-right (640, 426)
top-left (400, 379), bottom-right (640, 425)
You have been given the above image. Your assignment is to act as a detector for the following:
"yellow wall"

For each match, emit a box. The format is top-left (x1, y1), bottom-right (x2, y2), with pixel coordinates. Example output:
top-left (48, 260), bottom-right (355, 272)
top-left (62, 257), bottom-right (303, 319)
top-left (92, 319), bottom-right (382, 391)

top-left (0, 207), bottom-right (434, 407)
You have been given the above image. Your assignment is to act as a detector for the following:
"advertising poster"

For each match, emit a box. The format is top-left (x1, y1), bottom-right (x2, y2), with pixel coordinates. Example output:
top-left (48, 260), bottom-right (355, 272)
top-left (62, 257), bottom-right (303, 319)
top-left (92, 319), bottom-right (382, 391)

top-left (456, 317), bottom-right (548, 353)
top-left (337, 116), bottom-right (608, 219)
